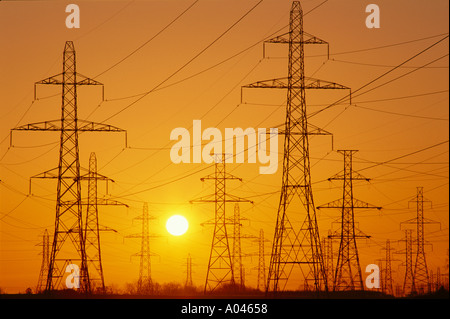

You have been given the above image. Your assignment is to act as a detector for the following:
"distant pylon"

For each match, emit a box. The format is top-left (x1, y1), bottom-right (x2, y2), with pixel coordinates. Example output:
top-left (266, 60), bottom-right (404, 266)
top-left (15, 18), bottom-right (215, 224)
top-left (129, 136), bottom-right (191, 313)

top-left (257, 229), bottom-right (266, 291)
top-left (190, 154), bottom-right (253, 293)
top-left (126, 203), bottom-right (158, 294)
top-left (396, 229), bottom-right (414, 296)
top-left (11, 41), bottom-right (126, 292)
top-left (185, 254), bottom-right (194, 287)
top-left (322, 230), bottom-right (334, 291)
top-left (401, 187), bottom-right (439, 294)
top-left (317, 150), bottom-right (381, 291)
top-left (233, 204), bottom-right (244, 289)
top-left (380, 239), bottom-right (395, 296)
top-left (36, 229), bottom-right (50, 293)
top-left (81, 152), bottom-right (127, 293)
top-left (241, 1), bottom-right (350, 293)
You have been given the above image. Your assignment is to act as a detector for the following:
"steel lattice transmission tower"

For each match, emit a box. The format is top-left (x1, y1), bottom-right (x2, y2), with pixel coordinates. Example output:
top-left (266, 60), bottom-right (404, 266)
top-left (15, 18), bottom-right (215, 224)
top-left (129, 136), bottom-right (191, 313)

top-left (242, 1), bottom-right (350, 293)
top-left (80, 152), bottom-right (127, 293)
top-left (401, 187), bottom-right (439, 294)
top-left (232, 203), bottom-right (248, 289)
top-left (322, 230), bottom-right (334, 291)
top-left (378, 239), bottom-right (396, 296)
top-left (126, 202), bottom-right (157, 294)
top-left (185, 254), bottom-right (194, 287)
top-left (257, 229), bottom-right (268, 291)
top-left (11, 41), bottom-right (126, 292)
top-left (36, 229), bottom-right (50, 293)
top-left (396, 229), bottom-right (414, 296)
top-left (317, 150), bottom-right (381, 291)
top-left (191, 154), bottom-right (253, 293)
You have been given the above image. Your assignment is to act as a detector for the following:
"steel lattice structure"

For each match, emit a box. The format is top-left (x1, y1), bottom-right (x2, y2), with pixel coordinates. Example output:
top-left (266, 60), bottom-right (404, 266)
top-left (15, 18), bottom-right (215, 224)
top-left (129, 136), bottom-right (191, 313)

top-left (80, 152), bottom-right (127, 293)
top-left (11, 41), bottom-right (126, 292)
top-left (322, 230), bottom-right (334, 291)
top-left (401, 187), bottom-right (439, 294)
top-left (396, 229), bottom-right (414, 296)
top-left (191, 154), bottom-right (253, 293)
top-left (242, 1), bottom-right (350, 293)
top-left (36, 229), bottom-right (50, 293)
top-left (317, 150), bottom-right (381, 291)
top-left (232, 204), bottom-right (245, 289)
top-left (126, 202), bottom-right (158, 294)
top-left (381, 240), bottom-right (395, 295)
top-left (185, 254), bottom-right (194, 287)
top-left (257, 229), bottom-right (267, 291)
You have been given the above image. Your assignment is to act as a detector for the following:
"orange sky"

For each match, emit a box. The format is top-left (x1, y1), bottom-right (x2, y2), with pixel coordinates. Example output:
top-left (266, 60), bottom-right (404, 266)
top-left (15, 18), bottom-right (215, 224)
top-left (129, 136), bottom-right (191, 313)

top-left (0, 0), bottom-right (448, 294)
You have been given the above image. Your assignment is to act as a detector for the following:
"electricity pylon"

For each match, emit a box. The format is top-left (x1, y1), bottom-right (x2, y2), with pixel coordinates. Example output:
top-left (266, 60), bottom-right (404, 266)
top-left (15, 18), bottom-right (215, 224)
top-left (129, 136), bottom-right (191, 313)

top-left (126, 202), bottom-right (158, 294)
top-left (80, 152), bottom-right (127, 293)
top-left (377, 239), bottom-right (398, 296)
top-left (36, 229), bottom-right (50, 293)
top-left (401, 187), bottom-right (439, 294)
top-left (242, 1), bottom-right (350, 293)
top-left (322, 230), bottom-right (334, 291)
top-left (395, 229), bottom-right (414, 296)
top-left (11, 41), bottom-right (126, 292)
top-left (232, 204), bottom-right (245, 289)
top-left (185, 253), bottom-right (194, 287)
top-left (190, 154), bottom-right (253, 293)
top-left (317, 150), bottom-right (381, 291)
top-left (256, 229), bottom-right (270, 291)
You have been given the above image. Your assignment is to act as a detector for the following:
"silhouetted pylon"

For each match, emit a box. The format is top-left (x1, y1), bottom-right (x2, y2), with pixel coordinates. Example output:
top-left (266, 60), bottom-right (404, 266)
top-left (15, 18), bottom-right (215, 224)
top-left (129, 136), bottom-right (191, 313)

top-left (241, 1), bottom-right (350, 293)
top-left (190, 154), bottom-right (253, 293)
top-left (257, 229), bottom-right (267, 291)
top-left (322, 230), bottom-right (334, 291)
top-left (317, 150), bottom-right (381, 291)
top-left (126, 203), bottom-right (159, 294)
top-left (11, 41), bottom-right (126, 292)
top-left (80, 152), bottom-right (127, 293)
top-left (395, 229), bottom-right (414, 296)
top-left (36, 229), bottom-right (50, 293)
top-left (185, 253), bottom-right (194, 287)
top-left (377, 239), bottom-right (398, 296)
top-left (401, 187), bottom-right (440, 294)
top-left (232, 204), bottom-right (245, 289)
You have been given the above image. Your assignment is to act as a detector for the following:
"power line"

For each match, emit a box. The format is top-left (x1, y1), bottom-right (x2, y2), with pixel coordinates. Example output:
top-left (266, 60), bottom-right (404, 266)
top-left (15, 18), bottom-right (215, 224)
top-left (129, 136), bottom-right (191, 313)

top-left (94, 0), bottom-right (200, 79)
top-left (309, 35), bottom-right (449, 118)
top-left (353, 104), bottom-right (449, 121)
top-left (99, 0), bottom-right (264, 123)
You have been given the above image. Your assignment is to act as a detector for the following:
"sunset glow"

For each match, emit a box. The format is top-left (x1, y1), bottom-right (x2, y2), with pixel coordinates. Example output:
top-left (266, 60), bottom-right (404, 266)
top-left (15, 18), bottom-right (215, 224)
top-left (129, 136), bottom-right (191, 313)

top-left (166, 215), bottom-right (189, 236)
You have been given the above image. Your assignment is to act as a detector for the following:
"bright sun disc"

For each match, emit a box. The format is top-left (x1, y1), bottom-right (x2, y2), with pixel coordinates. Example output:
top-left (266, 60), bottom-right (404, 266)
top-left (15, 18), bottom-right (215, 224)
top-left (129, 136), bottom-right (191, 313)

top-left (166, 215), bottom-right (189, 236)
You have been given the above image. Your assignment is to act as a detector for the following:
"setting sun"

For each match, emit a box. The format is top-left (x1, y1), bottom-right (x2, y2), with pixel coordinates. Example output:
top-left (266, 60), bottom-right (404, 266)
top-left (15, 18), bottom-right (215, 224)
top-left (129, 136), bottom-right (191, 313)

top-left (166, 215), bottom-right (189, 236)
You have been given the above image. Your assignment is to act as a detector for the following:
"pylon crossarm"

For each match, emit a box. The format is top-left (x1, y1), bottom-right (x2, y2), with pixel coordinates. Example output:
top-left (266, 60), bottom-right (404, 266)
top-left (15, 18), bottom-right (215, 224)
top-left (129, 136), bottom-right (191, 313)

top-left (12, 119), bottom-right (61, 132)
top-left (317, 198), bottom-right (343, 209)
top-left (79, 167), bottom-right (114, 181)
top-left (77, 120), bottom-right (125, 132)
top-left (327, 170), bottom-right (370, 182)
top-left (35, 73), bottom-right (63, 86)
top-left (31, 167), bottom-right (60, 179)
top-left (190, 194), bottom-right (216, 203)
top-left (352, 198), bottom-right (382, 210)
top-left (263, 31), bottom-right (328, 60)
top-left (241, 77), bottom-right (350, 104)
top-left (303, 31), bottom-right (328, 45)
top-left (76, 198), bottom-right (128, 207)
top-left (96, 198), bottom-right (128, 207)
top-left (225, 194), bottom-right (254, 204)
top-left (76, 73), bottom-right (103, 86)
top-left (11, 119), bottom-right (125, 133)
